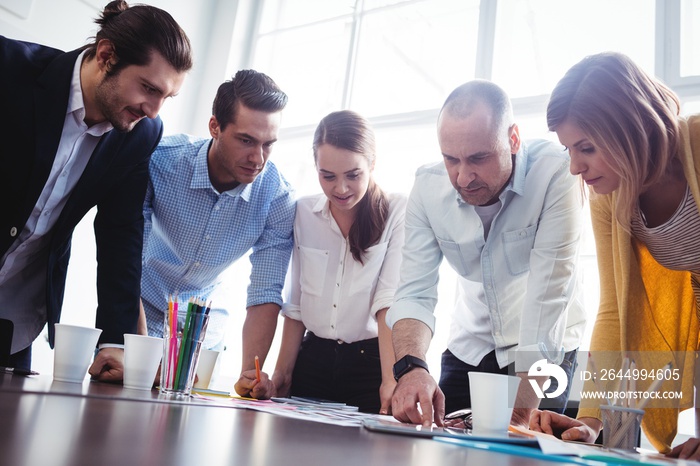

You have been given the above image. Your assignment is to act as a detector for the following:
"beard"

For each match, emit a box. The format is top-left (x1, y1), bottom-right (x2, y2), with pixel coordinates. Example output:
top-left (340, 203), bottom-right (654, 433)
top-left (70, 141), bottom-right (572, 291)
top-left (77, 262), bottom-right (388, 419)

top-left (93, 74), bottom-right (145, 132)
top-left (459, 187), bottom-right (493, 206)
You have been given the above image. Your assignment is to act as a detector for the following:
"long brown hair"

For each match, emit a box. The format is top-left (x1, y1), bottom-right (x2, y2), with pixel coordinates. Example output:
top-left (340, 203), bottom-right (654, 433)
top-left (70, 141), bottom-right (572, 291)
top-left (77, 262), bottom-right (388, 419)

top-left (313, 110), bottom-right (389, 264)
top-left (547, 52), bottom-right (681, 230)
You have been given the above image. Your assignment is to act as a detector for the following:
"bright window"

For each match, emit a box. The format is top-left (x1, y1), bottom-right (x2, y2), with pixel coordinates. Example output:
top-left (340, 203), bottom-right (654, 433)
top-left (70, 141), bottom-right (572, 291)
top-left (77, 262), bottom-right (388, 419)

top-left (350, 1), bottom-right (479, 117)
top-left (681, 0), bottom-right (700, 77)
top-left (492, 0), bottom-right (655, 98)
top-left (220, 0), bottom-right (700, 396)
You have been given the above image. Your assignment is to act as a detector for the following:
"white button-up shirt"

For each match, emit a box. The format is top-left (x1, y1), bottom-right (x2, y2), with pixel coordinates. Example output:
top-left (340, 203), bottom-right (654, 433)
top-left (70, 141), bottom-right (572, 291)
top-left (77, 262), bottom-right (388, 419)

top-left (282, 193), bottom-right (406, 343)
top-left (387, 140), bottom-right (587, 371)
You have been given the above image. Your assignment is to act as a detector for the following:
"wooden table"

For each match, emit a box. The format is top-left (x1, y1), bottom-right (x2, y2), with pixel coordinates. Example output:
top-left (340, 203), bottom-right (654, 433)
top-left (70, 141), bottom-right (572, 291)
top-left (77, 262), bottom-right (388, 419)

top-left (0, 374), bottom-right (572, 466)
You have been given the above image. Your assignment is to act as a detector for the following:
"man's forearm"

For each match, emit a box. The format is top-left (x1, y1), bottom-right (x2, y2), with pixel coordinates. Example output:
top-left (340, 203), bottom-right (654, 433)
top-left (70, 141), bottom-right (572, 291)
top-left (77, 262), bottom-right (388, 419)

top-left (511, 372), bottom-right (547, 426)
top-left (515, 372), bottom-right (546, 409)
top-left (241, 303), bottom-right (280, 372)
top-left (392, 318), bottom-right (432, 361)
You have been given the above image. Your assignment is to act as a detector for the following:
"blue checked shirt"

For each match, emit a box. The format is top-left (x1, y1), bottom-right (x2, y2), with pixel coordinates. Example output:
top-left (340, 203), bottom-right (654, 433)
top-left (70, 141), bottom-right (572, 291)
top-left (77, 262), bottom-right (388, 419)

top-left (141, 134), bottom-right (295, 340)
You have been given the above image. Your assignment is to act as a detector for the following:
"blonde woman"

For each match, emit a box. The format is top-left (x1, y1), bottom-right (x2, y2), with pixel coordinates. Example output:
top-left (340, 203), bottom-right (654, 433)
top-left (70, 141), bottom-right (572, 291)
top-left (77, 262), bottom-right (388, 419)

top-left (530, 52), bottom-right (700, 459)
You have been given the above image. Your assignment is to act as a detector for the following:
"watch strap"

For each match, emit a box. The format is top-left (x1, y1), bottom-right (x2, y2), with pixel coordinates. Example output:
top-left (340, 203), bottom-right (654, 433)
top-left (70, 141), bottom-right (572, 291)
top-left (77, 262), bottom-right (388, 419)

top-left (393, 355), bottom-right (429, 381)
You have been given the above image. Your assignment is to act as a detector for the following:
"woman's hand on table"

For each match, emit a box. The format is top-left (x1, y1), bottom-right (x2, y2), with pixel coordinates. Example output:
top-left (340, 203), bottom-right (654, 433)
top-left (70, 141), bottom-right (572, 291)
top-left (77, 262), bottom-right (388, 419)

top-left (235, 369), bottom-right (274, 399)
top-left (529, 409), bottom-right (601, 443)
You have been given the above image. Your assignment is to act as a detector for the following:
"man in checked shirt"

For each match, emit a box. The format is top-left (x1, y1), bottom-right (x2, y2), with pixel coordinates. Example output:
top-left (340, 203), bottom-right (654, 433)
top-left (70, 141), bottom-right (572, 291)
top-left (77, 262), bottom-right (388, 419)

top-left (140, 70), bottom-right (295, 399)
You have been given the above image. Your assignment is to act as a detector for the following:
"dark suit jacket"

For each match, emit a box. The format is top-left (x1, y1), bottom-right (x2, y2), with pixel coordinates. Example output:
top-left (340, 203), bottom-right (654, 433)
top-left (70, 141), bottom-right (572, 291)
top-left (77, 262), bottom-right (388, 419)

top-left (0, 36), bottom-right (163, 347)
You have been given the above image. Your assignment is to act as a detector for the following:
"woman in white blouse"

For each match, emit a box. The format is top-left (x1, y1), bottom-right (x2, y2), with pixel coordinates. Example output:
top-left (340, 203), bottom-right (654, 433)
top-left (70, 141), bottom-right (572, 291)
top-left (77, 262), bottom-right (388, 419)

top-left (271, 110), bottom-right (406, 413)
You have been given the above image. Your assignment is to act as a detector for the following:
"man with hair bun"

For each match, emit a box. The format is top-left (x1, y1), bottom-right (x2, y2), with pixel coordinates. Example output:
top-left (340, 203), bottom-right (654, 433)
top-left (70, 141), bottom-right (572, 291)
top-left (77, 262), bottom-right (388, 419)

top-left (0, 1), bottom-right (192, 381)
top-left (140, 70), bottom-right (295, 399)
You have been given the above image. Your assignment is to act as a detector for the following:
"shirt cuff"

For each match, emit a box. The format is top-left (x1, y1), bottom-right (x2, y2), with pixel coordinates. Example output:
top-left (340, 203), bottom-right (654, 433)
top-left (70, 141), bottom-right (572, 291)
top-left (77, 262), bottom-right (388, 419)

top-left (370, 288), bottom-right (396, 318)
top-left (98, 343), bottom-right (125, 350)
top-left (281, 303), bottom-right (302, 321)
top-left (386, 301), bottom-right (436, 334)
top-left (576, 406), bottom-right (601, 422)
top-left (247, 293), bottom-right (284, 309)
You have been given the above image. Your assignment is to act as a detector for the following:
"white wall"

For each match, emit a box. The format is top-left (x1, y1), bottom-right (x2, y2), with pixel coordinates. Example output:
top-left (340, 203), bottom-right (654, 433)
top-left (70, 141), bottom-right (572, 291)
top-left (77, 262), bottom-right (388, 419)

top-left (0, 0), bottom-right (234, 137)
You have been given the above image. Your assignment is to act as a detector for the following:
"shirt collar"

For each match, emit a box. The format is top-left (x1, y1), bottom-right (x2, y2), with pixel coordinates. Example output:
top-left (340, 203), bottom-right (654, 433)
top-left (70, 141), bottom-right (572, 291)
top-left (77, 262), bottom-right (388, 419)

top-left (510, 142), bottom-right (528, 197)
top-left (190, 140), bottom-right (254, 201)
top-left (312, 194), bottom-right (331, 218)
top-left (69, 50), bottom-right (113, 137)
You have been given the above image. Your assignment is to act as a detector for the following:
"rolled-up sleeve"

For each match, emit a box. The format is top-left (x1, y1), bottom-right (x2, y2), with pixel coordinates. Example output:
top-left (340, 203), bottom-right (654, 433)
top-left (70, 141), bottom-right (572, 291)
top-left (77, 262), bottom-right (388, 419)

top-left (247, 185), bottom-right (296, 308)
top-left (281, 210), bottom-right (302, 321)
top-left (370, 195), bottom-right (407, 317)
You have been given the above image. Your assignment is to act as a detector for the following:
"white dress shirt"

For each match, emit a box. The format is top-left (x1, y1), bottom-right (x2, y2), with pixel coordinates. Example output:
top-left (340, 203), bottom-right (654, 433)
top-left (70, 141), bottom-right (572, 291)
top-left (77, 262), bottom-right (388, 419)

top-left (282, 192), bottom-right (406, 343)
top-left (0, 51), bottom-right (112, 353)
top-left (387, 140), bottom-right (587, 371)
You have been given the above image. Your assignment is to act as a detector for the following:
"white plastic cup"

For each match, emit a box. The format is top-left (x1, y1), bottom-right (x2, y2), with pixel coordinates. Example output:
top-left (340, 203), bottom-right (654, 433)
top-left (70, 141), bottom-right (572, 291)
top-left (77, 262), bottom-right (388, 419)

top-left (468, 372), bottom-right (521, 434)
top-left (193, 348), bottom-right (220, 389)
top-left (53, 323), bottom-right (102, 383)
top-left (123, 334), bottom-right (163, 390)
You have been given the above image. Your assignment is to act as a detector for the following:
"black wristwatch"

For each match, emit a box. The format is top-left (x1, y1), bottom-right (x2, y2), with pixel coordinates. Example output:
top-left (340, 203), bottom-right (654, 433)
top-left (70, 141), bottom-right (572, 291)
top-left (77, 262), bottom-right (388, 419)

top-left (392, 355), bottom-right (429, 381)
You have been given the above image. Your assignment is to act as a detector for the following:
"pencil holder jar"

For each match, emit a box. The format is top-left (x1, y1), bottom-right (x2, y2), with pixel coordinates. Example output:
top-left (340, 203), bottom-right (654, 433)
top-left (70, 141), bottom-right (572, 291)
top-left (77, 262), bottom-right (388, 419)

top-left (600, 405), bottom-right (644, 451)
top-left (160, 301), bottom-right (210, 396)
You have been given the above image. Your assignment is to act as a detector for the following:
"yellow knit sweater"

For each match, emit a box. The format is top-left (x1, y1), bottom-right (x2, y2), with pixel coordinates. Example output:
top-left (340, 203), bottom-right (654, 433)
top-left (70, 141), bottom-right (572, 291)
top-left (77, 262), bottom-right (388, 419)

top-left (578, 115), bottom-right (700, 453)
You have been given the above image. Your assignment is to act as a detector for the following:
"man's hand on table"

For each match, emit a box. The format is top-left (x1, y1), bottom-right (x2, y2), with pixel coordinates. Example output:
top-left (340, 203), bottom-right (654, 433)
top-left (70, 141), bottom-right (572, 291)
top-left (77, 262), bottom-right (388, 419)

top-left (89, 347), bottom-right (124, 383)
top-left (391, 368), bottom-right (445, 427)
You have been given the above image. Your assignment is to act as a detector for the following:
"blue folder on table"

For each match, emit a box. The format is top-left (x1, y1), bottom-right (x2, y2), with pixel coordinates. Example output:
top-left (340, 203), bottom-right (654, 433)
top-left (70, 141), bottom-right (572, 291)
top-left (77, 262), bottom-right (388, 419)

top-left (363, 419), bottom-right (669, 466)
top-left (435, 437), bottom-right (671, 466)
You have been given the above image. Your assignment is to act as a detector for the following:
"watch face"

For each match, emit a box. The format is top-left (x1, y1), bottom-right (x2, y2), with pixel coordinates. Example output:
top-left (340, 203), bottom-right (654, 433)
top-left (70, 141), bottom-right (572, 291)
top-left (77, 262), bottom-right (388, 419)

top-left (393, 358), bottom-right (409, 380)
top-left (393, 355), bottom-right (427, 381)
top-left (392, 361), bottom-right (403, 377)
